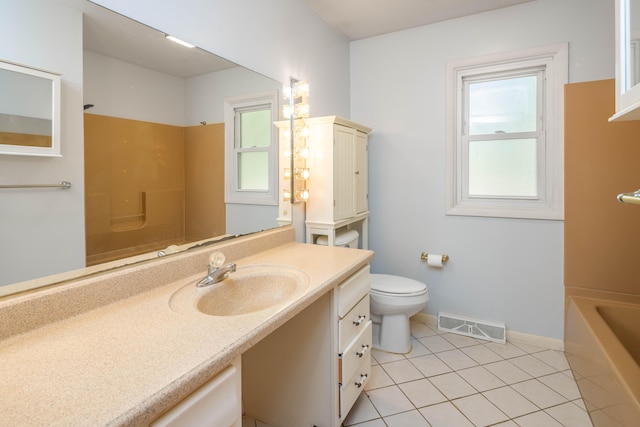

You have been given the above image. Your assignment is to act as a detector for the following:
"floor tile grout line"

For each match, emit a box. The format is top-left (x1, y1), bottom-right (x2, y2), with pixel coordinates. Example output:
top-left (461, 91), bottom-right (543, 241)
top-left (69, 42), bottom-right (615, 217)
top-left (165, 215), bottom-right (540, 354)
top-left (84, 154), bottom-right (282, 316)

top-left (357, 323), bottom-right (589, 426)
top-left (416, 324), bottom-right (584, 424)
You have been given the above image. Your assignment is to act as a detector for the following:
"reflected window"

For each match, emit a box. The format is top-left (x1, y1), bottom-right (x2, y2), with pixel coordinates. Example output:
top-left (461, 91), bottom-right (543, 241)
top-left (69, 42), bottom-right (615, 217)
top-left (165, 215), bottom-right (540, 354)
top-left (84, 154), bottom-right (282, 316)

top-left (236, 108), bottom-right (271, 190)
top-left (224, 91), bottom-right (278, 205)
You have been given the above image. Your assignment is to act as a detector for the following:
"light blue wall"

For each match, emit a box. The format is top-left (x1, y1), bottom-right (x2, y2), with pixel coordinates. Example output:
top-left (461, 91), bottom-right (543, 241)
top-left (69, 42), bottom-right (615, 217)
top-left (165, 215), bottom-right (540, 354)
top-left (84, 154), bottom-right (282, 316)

top-left (350, 0), bottom-right (614, 339)
top-left (0, 0), bottom-right (85, 286)
top-left (90, 0), bottom-right (351, 119)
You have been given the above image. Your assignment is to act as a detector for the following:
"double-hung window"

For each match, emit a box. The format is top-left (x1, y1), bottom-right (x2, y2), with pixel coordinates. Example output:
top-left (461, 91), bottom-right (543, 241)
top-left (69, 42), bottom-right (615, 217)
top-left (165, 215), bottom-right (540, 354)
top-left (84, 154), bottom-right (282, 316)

top-left (224, 91), bottom-right (278, 205)
top-left (445, 44), bottom-right (568, 220)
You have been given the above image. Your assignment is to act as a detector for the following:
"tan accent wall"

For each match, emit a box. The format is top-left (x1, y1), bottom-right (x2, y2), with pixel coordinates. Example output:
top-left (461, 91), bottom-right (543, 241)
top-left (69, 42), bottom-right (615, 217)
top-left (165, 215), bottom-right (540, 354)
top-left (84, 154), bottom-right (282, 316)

top-left (0, 131), bottom-right (51, 147)
top-left (84, 114), bottom-right (185, 264)
top-left (565, 79), bottom-right (640, 295)
top-left (84, 114), bottom-right (227, 265)
top-left (185, 123), bottom-right (226, 241)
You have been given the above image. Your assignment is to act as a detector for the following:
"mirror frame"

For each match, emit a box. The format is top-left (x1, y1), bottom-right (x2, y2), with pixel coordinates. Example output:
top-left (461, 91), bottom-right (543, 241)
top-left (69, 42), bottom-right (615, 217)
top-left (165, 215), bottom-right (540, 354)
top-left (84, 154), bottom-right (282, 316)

top-left (612, 0), bottom-right (640, 120)
top-left (0, 60), bottom-right (61, 157)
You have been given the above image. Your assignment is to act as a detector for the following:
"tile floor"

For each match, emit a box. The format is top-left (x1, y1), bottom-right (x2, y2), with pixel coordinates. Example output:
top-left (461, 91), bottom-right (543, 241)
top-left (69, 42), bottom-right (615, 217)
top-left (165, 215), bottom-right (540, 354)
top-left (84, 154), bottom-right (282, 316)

top-left (342, 320), bottom-right (593, 427)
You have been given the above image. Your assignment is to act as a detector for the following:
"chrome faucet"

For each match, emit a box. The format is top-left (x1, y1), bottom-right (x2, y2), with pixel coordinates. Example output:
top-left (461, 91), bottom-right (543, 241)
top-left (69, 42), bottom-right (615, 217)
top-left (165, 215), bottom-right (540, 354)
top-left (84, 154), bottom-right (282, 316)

top-left (197, 252), bottom-right (236, 287)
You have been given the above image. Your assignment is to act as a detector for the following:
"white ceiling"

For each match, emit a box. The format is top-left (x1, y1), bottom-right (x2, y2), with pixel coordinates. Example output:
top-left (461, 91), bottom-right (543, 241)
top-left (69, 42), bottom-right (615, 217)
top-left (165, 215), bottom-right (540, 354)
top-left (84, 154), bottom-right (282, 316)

top-left (68, 0), bottom-right (237, 78)
top-left (304, 0), bottom-right (536, 41)
top-left (71, 0), bottom-right (537, 78)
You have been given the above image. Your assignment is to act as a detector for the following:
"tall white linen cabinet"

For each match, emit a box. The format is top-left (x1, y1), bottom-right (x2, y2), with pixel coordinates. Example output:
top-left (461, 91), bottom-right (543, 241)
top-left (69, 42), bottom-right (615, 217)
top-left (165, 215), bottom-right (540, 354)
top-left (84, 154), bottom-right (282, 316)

top-left (303, 116), bottom-right (372, 248)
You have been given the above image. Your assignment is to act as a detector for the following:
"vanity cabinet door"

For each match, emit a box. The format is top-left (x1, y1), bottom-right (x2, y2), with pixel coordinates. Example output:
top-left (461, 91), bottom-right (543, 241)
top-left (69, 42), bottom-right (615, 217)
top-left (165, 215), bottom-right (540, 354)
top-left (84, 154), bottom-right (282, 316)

top-left (338, 295), bottom-right (370, 350)
top-left (333, 124), bottom-right (358, 220)
top-left (151, 358), bottom-right (241, 427)
top-left (355, 131), bottom-right (369, 214)
top-left (336, 266), bottom-right (372, 421)
top-left (341, 352), bottom-right (372, 418)
top-left (337, 265), bottom-right (370, 317)
top-left (340, 322), bottom-right (372, 384)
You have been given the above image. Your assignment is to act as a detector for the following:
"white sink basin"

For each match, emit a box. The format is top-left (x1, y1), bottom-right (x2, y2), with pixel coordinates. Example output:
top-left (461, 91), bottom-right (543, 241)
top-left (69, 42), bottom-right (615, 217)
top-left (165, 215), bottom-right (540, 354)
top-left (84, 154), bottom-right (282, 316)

top-left (169, 265), bottom-right (309, 316)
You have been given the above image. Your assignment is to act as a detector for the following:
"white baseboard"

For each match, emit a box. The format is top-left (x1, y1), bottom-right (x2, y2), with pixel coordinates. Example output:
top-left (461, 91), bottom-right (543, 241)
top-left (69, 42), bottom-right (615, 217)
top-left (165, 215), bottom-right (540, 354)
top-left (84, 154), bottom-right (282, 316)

top-left (411, 312), bottom-right (564, 351)
top-left (412, 312), bottom-right (437, 327)
top-left (506, 330), bottom-right (564, 351)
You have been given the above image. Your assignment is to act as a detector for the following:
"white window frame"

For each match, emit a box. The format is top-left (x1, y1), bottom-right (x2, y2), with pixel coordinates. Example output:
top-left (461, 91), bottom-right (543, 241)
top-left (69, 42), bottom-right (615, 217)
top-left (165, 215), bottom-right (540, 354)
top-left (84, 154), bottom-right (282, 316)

top-left (224, 90), bottom-right (278, 205)
top-left (445, 44), bottom-right (568, 220)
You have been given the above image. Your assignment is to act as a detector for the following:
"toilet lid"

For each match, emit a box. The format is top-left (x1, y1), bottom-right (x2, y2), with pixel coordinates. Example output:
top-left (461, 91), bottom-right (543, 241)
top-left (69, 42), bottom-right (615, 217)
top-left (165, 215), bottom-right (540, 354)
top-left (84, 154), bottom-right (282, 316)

top-left (370, 274), bottom-right (427, 295)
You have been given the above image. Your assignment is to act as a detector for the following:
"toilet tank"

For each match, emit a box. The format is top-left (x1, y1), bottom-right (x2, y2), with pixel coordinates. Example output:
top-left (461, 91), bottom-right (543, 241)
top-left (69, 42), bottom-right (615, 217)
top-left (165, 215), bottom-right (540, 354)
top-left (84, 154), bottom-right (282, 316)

top-left (316, 230), bottom-right (359, 248)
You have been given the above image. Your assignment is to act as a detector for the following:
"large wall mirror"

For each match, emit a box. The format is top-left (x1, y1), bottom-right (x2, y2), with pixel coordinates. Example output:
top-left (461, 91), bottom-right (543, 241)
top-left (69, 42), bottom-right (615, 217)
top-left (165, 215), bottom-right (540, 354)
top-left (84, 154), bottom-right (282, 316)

top-left (0, 0), bottom-right (290, 294)
top-left (626, 0), bottom-right (640, 90)
top-left (0, 60), bottom-right (61, 156)
top-left (613, 0), bottom-right (640, 119)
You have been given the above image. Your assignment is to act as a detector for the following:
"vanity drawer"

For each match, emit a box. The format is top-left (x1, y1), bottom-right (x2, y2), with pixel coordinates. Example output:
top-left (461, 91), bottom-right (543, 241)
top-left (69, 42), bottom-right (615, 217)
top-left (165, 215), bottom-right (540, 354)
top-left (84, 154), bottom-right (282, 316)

top-left (339, 321), bottom-right (372, 383)
top-left (337, 265), bottom-right (370, 317)
top-left (338, 295), bottom-right (370, 351)
top-left (340, 352), bottom-right (371, 420)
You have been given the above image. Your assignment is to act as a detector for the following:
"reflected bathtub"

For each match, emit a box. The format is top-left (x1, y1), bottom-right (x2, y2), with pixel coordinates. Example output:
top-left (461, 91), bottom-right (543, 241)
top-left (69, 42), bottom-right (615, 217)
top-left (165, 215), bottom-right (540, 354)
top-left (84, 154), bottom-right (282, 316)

top-left (565, 296), bottom-right (640, 426)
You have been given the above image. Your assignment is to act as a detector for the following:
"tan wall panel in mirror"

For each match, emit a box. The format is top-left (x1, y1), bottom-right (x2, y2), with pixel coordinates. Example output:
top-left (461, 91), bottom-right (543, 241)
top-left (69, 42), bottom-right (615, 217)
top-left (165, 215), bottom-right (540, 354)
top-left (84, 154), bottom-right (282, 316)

top-left (565, 79), bottom-right (640, 295)
top-left (0, 130), bottom-right (51, 148)
top-left (85, 114), bottom-right (187, 265)
top-left (185, 123), bottom-right (226, 241)
top-left (85, 115), bottom-right (227, 265)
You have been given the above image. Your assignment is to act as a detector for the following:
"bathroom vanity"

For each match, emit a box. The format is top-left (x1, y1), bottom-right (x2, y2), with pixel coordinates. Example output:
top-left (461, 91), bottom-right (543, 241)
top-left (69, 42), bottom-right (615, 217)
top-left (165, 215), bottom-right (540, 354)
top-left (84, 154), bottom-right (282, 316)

top-left (0, 227), bottom-right (374, 426)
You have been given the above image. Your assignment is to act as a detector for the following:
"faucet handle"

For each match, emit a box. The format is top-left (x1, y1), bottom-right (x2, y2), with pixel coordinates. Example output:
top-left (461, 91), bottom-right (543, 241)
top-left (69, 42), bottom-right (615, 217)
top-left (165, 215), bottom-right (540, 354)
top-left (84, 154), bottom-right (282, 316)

top-left (209, 252), bottom-right (226, 269)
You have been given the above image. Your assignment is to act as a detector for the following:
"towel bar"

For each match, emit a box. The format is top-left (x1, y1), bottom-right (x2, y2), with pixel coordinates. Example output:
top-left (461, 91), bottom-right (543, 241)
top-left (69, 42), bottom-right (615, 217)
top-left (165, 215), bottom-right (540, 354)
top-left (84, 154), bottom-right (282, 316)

top-left (0, 181), bottom-right (71, 190)
top-left (617, 190), bottom-right (640, 205)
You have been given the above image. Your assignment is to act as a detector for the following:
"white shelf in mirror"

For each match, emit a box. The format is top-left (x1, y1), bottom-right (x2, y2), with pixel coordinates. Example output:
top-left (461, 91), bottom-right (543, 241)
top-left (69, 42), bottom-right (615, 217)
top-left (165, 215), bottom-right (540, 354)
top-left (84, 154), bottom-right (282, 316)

top-left (611, 0), bottom-right (640, 121)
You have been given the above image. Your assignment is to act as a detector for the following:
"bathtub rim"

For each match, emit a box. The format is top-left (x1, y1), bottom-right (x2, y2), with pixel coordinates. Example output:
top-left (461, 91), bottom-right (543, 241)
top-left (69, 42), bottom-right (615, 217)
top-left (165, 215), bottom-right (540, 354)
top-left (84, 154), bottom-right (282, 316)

top-left (566, 295), bottom-right (640, 406)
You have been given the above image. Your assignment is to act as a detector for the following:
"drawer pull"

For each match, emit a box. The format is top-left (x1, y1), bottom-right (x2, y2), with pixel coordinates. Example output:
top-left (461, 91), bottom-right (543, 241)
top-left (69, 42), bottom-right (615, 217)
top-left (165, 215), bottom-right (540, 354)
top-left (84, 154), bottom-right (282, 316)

top-left (356, 344), bottom-right (370, 358)
top-left (355, 374), bottom-right (368, 388)
top-left (352, 315), bottom-right (367, 326)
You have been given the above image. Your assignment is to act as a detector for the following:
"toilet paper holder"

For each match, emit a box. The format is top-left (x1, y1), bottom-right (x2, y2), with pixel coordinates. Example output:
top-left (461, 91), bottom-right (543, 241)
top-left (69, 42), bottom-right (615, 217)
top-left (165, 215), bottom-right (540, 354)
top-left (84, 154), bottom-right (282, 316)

top-left (420, 252), bottom-right (449, 264)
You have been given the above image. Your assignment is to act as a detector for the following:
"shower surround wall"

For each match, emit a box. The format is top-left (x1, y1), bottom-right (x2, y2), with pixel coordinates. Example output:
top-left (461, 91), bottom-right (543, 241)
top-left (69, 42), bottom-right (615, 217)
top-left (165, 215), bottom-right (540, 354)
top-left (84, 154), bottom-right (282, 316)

top-left (564, 80), bottom-right (640, 294)
top-left (564, 79), bottom-right (640, 426)
top-left (84, 114), bottom-right (225, 265)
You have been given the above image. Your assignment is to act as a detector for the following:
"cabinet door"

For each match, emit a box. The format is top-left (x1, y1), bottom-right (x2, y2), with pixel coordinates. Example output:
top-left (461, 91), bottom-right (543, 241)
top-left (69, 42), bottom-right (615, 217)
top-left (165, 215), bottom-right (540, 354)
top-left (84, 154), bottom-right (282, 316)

top-left (151, 359), bottom-right (241, 427)
top-left (333, 125), bottom-right (357, 220)
top-left (355, 131), bottom-right (368, 213)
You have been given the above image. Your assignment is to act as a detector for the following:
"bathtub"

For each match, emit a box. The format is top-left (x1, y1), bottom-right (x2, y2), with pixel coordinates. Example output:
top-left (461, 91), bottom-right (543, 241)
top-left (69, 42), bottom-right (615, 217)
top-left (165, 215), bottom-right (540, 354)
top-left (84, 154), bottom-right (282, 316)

top-left (565, 296), bottom-right (640, 426)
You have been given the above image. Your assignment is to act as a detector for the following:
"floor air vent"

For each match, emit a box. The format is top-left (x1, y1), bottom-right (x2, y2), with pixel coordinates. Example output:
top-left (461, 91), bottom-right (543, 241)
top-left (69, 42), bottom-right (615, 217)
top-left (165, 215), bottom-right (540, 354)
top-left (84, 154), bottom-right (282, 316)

top-left (438, 312), bottom-right (506, 344)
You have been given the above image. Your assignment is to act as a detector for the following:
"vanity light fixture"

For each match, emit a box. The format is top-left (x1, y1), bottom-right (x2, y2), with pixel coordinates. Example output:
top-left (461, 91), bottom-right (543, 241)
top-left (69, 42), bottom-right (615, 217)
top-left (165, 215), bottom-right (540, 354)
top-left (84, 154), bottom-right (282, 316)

top-left (295, 189), bottom-right (310, 202)
top-left (283, 78), bottom-right (311, 203)
top-left (165, 34), bottom-right (195, 48)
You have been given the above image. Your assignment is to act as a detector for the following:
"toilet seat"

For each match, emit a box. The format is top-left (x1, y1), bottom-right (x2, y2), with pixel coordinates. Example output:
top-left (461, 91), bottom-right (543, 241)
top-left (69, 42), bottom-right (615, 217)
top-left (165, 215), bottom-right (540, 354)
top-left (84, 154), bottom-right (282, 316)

top-left (370, 274), bottom-right (427, 296)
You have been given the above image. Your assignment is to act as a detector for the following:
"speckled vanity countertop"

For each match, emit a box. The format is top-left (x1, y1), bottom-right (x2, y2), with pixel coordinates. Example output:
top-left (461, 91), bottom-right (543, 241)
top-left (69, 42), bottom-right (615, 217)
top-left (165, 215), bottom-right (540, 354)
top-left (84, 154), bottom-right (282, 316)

top-left (0, 229), bottom-right (373, 426)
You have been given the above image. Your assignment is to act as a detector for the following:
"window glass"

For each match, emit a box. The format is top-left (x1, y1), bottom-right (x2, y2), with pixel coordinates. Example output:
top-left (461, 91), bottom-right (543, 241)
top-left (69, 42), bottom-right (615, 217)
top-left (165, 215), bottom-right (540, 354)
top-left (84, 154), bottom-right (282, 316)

top-left (468, 138), bottom-right (537, 197)
top-left (238, 151), bottom-right (269, 190)
top-left (467, 75), bottom-right (537, 135)
top-left (224, 90), bottom-right (278, 205)
top-left (239, 109), bottom-right (271, 148)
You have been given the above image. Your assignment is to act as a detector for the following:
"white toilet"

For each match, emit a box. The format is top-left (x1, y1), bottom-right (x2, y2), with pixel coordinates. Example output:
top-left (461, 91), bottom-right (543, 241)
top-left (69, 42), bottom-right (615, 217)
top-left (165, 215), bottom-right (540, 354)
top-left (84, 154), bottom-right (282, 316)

top-left (315, 230), bottom-right (429, 354)
top-left (369, 274), bottom-right (429, 354)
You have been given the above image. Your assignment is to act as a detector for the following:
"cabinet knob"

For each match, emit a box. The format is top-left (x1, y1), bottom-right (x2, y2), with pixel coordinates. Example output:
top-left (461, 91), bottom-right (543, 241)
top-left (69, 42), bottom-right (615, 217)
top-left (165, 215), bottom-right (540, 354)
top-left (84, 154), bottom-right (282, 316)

top-left (355, 373), bottom-right (368, 388)
top-left (356, 344), bottom-right (370, 358)
top-left (353, 315), bottom-right (366, 326)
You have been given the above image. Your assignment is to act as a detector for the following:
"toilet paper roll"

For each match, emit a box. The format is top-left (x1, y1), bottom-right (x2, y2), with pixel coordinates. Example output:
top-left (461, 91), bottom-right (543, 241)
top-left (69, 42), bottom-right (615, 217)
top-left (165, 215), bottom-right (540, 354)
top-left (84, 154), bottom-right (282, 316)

top-left (427, 254), bottom-right (444, 268)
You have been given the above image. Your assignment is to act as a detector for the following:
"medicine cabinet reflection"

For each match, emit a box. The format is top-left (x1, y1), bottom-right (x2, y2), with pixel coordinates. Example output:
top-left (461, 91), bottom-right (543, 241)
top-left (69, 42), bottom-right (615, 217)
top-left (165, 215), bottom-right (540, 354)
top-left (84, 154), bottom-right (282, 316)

top-left (0, 60), bottom-right (61, 156)
top-left (612, 0), bottom-right (640, 120)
